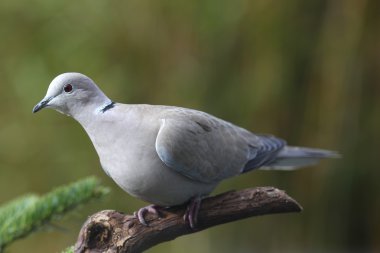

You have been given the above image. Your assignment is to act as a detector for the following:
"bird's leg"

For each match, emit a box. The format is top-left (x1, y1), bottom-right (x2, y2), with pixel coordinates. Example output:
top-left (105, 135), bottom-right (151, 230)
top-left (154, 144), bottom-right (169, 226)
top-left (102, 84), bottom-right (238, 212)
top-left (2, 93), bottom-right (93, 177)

top-left (183, 196), bottom-right (203, 229)
top-left (134, 204), bottom-right (161, 226)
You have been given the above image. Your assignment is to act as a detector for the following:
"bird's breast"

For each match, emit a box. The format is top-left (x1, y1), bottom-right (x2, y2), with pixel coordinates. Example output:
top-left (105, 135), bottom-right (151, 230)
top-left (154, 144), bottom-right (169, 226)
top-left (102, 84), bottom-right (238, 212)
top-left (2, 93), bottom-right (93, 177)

top-left (85, 117), bottom-right (214, 206)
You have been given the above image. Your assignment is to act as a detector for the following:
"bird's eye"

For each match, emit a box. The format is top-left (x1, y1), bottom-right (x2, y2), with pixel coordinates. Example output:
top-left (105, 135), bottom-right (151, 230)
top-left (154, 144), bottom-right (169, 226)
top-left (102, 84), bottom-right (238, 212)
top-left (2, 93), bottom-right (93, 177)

top-left (63, 84), bottom-right (73, 93)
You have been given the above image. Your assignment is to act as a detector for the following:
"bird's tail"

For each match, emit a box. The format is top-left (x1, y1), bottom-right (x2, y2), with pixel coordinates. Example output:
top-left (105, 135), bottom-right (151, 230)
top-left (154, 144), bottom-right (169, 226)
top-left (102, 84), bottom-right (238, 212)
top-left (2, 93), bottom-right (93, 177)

top-left (260, 146), bottom-right (340, 171)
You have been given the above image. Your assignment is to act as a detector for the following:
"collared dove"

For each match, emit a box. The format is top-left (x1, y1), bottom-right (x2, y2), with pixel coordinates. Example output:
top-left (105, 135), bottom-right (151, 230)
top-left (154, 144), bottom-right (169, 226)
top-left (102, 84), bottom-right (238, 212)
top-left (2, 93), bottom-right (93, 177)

top-left (33, 73), bottom-right (338, 228)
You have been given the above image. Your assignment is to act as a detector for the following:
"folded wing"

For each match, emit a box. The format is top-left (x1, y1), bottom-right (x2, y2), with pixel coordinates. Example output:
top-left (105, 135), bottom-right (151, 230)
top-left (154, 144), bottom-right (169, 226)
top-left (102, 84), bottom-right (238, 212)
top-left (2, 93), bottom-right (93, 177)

top-left (155, 110), bottom-right (286, 183)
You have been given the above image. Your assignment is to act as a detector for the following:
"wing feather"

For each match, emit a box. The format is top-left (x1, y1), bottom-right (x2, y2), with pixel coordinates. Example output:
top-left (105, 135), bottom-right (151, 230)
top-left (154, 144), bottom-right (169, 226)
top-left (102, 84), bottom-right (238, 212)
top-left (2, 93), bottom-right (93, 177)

top-left (155, 109), bottom-right (285, 183)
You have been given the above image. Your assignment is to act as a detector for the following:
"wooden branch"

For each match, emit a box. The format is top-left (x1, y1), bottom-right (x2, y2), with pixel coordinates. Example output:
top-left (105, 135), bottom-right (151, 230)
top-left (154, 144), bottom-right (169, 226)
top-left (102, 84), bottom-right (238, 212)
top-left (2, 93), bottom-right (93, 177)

top-left (74, 187), bottom-right (302, 253)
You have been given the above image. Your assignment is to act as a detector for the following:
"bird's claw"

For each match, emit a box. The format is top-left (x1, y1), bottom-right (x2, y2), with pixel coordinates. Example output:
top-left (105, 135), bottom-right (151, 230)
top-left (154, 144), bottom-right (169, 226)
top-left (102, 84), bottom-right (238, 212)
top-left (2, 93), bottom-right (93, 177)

top-left (134, 205), bottom-right (161, 226)
top-left (183, 196), bottom-right (202, 229)
top-left (135, 198), bottom-right (202, 229)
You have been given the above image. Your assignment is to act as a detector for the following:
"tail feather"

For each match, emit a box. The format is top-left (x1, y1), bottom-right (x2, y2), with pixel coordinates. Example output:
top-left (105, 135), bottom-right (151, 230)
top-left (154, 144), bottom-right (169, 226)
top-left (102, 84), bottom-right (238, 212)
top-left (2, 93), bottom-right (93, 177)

top-left (261, 146), bottom-right (340, 170)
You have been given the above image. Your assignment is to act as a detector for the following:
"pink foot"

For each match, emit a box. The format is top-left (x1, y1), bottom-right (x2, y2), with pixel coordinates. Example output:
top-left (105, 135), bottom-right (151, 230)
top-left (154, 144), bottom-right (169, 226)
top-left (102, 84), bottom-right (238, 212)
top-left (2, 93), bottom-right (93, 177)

top-left (134, 205), bottom-right (161, 226)
top-left (183, 196), bottom-right (202, 229)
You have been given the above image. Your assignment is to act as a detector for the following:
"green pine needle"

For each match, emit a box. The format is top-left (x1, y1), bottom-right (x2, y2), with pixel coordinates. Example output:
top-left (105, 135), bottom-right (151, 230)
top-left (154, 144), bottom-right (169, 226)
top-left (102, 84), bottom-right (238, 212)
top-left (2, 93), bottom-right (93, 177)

top-left (62, 245), bottom-right (74, 253)
top-left (0, 176), bottom-right (109, 251)
top-left (0, 195), bottom-right (40, 227)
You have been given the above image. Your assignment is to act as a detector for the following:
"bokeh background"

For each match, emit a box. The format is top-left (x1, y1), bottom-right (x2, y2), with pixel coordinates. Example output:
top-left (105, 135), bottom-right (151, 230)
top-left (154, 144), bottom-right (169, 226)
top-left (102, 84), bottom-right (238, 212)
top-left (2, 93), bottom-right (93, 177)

top-left (0, 0), bottom-right (379, 252)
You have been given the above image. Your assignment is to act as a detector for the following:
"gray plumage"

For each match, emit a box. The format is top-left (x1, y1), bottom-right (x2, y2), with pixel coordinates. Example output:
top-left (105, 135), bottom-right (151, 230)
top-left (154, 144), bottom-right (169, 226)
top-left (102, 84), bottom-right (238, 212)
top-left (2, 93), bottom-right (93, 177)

top-left (33, 73), bottom-right (338, 206)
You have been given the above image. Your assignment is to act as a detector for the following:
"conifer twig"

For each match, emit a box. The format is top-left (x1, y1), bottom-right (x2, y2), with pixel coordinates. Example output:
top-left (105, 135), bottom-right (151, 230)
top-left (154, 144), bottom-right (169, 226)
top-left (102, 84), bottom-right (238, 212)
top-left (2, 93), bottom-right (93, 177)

top-left (0, 177), bottom-right (109, 251)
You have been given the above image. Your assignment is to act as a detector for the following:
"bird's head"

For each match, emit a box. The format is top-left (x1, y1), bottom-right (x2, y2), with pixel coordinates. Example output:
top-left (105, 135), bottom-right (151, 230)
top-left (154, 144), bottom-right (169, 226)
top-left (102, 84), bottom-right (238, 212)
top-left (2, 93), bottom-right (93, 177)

top-left (33, 73), bottom-right (110, 117)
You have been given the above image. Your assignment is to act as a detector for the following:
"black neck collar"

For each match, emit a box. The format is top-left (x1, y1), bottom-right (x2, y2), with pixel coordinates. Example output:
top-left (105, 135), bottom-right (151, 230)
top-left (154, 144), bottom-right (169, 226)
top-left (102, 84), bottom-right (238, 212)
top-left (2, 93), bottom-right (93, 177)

top-left (100, 101), bottom-right (115, 113)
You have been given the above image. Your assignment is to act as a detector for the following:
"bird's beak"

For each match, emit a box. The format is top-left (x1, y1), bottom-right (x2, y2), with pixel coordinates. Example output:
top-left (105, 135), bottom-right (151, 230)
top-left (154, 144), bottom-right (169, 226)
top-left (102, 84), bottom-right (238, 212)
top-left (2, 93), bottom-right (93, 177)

top-left (32, 97), bottom-right (52, 113)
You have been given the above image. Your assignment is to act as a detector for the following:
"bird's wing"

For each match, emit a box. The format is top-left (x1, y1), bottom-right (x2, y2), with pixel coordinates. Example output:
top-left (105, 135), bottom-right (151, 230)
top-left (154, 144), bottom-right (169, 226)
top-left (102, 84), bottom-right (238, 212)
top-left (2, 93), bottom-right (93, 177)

top-left (155, 109), bottom-right (285, 183)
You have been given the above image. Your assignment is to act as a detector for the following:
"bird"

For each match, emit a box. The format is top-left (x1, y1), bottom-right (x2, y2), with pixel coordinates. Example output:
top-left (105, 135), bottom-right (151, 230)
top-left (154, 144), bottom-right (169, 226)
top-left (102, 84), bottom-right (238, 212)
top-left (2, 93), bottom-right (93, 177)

top-left (33, 72), bottom-right (338, 228)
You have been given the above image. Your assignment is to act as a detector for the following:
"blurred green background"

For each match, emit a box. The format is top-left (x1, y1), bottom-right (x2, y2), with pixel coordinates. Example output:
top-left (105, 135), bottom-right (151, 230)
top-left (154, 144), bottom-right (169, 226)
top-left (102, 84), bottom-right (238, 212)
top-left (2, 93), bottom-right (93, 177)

top-left (0, 0), bottom-right (379, 252)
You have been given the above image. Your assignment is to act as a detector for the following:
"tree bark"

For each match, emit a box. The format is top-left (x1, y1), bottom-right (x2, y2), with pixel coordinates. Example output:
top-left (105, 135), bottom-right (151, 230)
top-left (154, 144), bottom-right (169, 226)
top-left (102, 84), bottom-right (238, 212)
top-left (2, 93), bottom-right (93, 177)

top-left (74, 187), bottom-right (302, 253)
